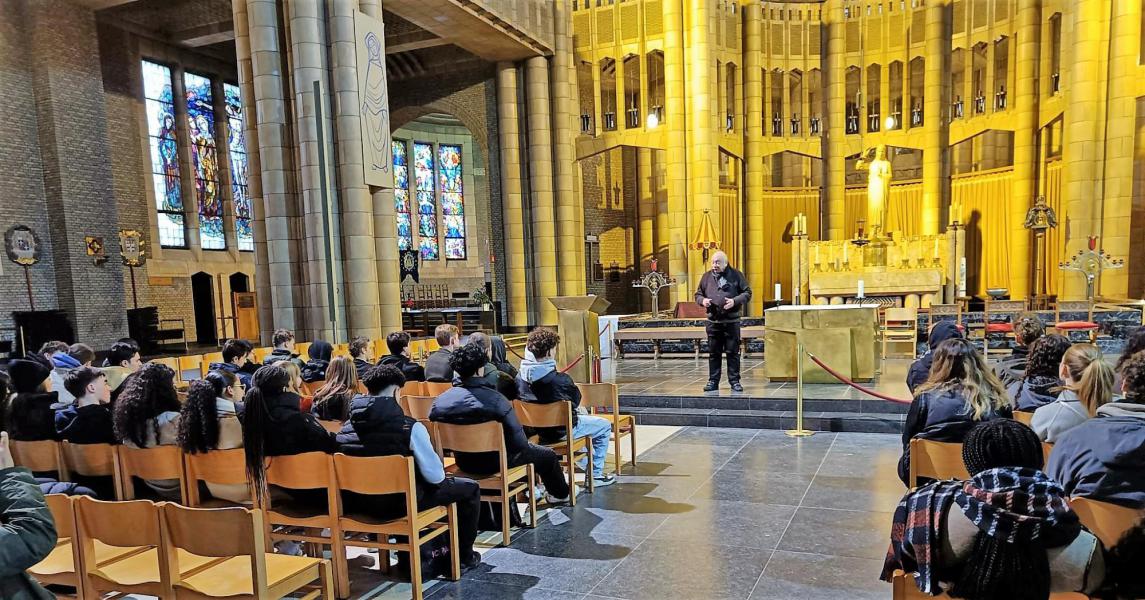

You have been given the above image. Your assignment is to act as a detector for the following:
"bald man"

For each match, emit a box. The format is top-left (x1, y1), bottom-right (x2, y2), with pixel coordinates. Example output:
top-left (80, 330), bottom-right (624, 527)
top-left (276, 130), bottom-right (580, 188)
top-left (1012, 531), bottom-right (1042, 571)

top-left (695, 251), bottom-right (752, 392)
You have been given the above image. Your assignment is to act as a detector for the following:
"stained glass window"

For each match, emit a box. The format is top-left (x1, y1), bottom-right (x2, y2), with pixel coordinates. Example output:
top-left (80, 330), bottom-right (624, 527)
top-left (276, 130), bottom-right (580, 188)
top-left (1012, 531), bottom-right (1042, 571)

top-left (438, 144), bottom-right (466, 259)
top-left (142, 61), bottom-right (185, 248)
top-left (184, 72), bottom-right (225, 250)
top-left (224, 83), bottom-right (253, 252)
top-left (413, 142), bottom-right (438, 260)
top-left (392, 140), bottom-right (413, 251)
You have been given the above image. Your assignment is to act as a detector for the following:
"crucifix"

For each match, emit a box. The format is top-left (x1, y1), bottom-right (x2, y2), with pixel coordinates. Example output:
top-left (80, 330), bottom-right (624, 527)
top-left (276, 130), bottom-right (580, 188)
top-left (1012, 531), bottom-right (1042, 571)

top-left (632, 259), bottom-right (675, 318)
top-left (1058, 236), bottom-right (1123, 300)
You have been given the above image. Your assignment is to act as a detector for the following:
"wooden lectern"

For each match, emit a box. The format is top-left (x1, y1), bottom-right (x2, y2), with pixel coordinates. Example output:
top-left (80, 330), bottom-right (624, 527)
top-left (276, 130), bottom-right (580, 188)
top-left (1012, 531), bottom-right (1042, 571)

top-left (549, 296), bottom-right (611, 383)
top-left (765, 304), bottom-right (879, 383)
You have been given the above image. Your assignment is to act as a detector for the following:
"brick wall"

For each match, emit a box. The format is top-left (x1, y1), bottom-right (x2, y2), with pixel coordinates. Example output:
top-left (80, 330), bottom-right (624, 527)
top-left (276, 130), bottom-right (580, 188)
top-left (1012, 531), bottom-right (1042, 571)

top-left (582, 147), bottom-right (638, 314)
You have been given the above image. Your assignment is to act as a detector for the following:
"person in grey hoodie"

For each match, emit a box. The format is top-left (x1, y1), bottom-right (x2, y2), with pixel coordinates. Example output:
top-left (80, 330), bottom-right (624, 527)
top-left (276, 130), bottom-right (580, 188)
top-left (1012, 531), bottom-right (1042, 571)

top-left (1031, 344), bottom-right (1116, 442)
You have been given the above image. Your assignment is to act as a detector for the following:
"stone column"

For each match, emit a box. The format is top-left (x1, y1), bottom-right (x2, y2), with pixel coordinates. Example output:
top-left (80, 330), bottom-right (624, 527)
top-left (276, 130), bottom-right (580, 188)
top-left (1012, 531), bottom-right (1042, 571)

top-left (663, 0), bottom-right (689, 301)
top-left (637, 147), bottom-right (656, 285)
top-left (496, 63), bottom-right (529, 328)
top-left (687, 0), bottom-right (714, 287)
top-left (743, 0), bottom-right (764, 315)
top-left (1008, 0), bottom-right (1039, 300)
top-left (822, 0), bottom-right (847, 239)
top-left (921, 0), bottom-right (950, 235)
top-left (551, 0), bottom-right (584, 297)
top-left (526, 56), bottom-right (559, 325)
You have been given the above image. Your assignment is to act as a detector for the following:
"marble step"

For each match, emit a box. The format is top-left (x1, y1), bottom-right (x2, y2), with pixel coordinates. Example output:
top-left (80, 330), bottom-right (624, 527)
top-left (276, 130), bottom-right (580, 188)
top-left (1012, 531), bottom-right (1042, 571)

top-left (619, 393), bottom-right (911, 414)
top-left (624, 406), bottom-right (904, 434)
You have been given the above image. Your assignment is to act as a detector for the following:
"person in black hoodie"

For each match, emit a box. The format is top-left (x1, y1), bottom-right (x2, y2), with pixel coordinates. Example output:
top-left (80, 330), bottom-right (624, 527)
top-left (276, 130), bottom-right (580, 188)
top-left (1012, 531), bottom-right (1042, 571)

top-left (208, 339), bottom-right (255, 388)
top-left (300, 340), bottom-right (333, 383)
top-left (694, 251), bottom-right (752, 392)
top-left (2, 359), bottom-right (59, 441)
top-left (489, 336), bottom-right (518, 379)
top-left (1008, 334), bottom-right (1070, 412)
top-left (906, 320), bottom-right (964, 393)
top-left (54, 367), bottom-right (114, 445)
top-left (429, 343), bottom-right (572, 504)
top-left (898, 337), bottom-right (1014, 485)
top-left (263, 329), bottom-right (306, 368)
top-left (337, 365), bottom-right (482, 570)
top-left (378, 331), bottom-right (426, 383)
top-left (348, 336), bottom-right (374, 380)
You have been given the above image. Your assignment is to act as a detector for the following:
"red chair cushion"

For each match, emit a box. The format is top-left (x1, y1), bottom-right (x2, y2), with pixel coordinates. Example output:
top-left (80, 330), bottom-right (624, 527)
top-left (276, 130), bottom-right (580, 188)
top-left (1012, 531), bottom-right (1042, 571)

top-left (1056, 321), bottom-right (1099, 331)
top-left (985, 323), bottom-right (1014, 334)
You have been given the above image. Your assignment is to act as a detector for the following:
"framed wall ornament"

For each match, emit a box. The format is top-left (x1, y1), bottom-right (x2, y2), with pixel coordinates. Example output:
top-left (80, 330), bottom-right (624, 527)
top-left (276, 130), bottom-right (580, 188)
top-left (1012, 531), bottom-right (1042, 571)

top-left (5, 224), bottom-right (42, 309)
top-left (86, 236), bottom-right (108, 266)
top-left (119, 229), bottom-right (147, 308)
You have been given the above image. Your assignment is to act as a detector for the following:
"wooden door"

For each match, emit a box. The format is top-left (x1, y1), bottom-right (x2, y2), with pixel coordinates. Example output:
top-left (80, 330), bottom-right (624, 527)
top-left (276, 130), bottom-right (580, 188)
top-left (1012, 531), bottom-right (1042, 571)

top-left (233, 292), bottom-right (260, 341)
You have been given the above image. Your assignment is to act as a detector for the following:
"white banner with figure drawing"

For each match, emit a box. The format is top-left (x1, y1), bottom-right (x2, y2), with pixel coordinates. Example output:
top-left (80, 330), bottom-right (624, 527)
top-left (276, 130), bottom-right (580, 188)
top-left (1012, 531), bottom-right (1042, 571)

top-left (355, 10), bottom-right (393, 189)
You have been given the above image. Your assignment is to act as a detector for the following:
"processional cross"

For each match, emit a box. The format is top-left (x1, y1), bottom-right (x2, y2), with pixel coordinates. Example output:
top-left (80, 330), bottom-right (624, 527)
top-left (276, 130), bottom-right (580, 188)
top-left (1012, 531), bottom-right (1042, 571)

top-left (633, 259), bottom-right (675, 317)
top-left (1058, 236), bottom-right (1123, 300)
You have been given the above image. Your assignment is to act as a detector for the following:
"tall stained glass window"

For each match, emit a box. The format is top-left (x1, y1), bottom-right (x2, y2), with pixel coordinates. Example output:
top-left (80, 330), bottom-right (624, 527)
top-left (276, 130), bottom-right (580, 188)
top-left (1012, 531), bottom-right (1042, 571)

top-left (224, 83), bottom-right (253, 252)
top-left (413, 142), bottom-right (438, 260)
top-left (142, 61), bottom-right (185, 248)
top-left (438, 144), bottom-right (466, 260)
top-left (184, 72), bottom-right (225, 250)
top-left (392, 140), bottom-right (413, 251)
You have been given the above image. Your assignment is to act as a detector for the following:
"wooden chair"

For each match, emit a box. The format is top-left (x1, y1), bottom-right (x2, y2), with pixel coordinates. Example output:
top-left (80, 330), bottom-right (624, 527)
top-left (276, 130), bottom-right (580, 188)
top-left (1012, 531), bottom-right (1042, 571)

top-left (331, 343), bottom-right (350, 358)
top-left (160, 502), bottom-right (334, 599)
top-left (881, 307), bottom-right (919, 362)
top-left (578, 382), bottom-right (637, 475)
top-left (29, 494), bottom-right (88, 597)
top-left (890, 570), bottom-right (1087, 599)
top-left (200, 351), bottom-right (224, 377)
top-left (908, 439), bottom-right (970, 487)
top-left (982, 299), bottom-right (1028, 357)
top-left (513, 400), bottom-right (594, 504)
top-left (60, 442), bottom-right (119, 497)
top-left (401, 381), bottom-right (426, 397)
top-left (1042, 442), bottom-right (1054, 464)
top-left (117, 445), bottom-right (187, 503)
top-left (10, 439), bottom-right (66, 481)
top-left (184, 449), bottom-right (250, 507)
top-left (178, 355), bottom-right (205, 381)
top-left (149, 357), bottom-right (181, 381)
top-left (333, 454), bottom-right (461, 600)
top-left (296, 342), bottom-right (313, 360)
top-left (318, 419), bottom-right (343, 434)
top-left (424, 381), bottom-right (453, 396)
top-left (300, 379), bottom-right (325, 396)
top-left (1069, 497), bottom-right (1145, 549)
top-left (401, 395), bottom-right (436, 421)
top-left (260, 452), bottom-right (346, 598)
top-left (928, 303), bottom-right (964, 331)
top-left (1013, 411), bottom-right (1034, 426)
top-left (251, 347), bottom-right (273, 364)
top-left (1053, 299), bottom-right (1100, 343)
top-left (435, 421), bottom-right (537, 546)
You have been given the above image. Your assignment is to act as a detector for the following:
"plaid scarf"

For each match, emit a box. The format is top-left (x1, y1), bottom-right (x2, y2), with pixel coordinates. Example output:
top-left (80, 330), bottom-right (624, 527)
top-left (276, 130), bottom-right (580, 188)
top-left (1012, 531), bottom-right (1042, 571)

top-left (881, 467), bottom-right (1080, 595)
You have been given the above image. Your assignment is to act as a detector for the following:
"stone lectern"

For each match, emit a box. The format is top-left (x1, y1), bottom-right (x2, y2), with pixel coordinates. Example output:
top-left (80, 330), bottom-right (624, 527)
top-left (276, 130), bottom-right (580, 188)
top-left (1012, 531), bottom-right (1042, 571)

top-left (549, 295), bottom-right (611, 383)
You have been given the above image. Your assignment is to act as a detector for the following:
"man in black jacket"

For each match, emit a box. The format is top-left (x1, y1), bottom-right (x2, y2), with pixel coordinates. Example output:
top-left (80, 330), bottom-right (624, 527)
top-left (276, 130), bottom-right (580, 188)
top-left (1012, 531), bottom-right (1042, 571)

top-left (694, 251), bottom-right (752, 392)
top-left (378, 331), bottom-right (426, 382)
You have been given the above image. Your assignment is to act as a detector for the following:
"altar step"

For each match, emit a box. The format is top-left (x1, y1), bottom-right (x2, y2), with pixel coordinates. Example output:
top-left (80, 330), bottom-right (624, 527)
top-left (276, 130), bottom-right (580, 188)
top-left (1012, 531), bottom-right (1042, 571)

top-left (619, 394), bottom-right (907, 434)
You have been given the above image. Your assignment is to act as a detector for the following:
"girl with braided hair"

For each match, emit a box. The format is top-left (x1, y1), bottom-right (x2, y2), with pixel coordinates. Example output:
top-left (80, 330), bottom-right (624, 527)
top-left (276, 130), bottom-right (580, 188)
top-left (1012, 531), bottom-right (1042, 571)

top-left (1008, 334), bottom-right (1071, 411)
top-left (112, 362), bottom-right (182, 498)
top-left (177, 371), bottom-right (248, 503)
top-left (883, 419), bottom-right (1104, 599)
top-left (1030, 344), bottom-right (1115, 442)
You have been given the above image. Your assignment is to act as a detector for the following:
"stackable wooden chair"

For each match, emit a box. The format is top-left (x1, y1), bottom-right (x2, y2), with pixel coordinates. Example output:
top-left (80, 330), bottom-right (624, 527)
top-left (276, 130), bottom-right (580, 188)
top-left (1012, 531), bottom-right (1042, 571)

top-left (117, 445), bottom-right (188, 503)
top-left (907, 439), bottom-right (970, 488)
top-left (513, 400), bottom-right (594, 505)
top-left (578, 382), bottom-right (637, 475)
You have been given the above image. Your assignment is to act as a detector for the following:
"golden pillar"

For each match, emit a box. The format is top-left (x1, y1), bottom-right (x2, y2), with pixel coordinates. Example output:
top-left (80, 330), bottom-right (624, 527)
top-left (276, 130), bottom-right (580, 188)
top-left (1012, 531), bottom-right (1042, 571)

top-left (921, 0), bottom-right (949, 235)
top-left (822, 0), bottom-right (847, 240)
top-left (686, 0), bottom-right (714, 286)
top-left (637, 147), bottom-right (656, 269)
top-left (552, 0), bottom-right (585, 297)
top-left (1008, 0), bottom-right (1039, 300)
top-left (663, 0), bottom-right (689, 301)
top-left (525, 56), bottom-right (559, 325)
top-left (496, 63), bottom-right (529, 327)
top-left (744, 0), bottom-right (764, 315)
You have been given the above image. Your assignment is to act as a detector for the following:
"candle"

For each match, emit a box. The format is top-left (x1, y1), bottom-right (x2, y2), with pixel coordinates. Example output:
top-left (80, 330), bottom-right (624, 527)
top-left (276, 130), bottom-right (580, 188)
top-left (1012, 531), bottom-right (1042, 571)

top-left (858, 279), bottom-right (865, 298)
top-left (814, 244), bottom-right (820, 263)
top-left (933, 237), bottom-right (938, 258)
top-left (774, 283), bottom-right (782, 301)
top-left (843, 243), bottom-right (849, 263)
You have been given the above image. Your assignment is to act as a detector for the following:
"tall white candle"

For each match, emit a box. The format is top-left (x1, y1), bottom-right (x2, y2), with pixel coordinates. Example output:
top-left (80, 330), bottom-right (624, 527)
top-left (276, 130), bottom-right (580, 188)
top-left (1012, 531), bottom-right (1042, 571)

top-left (858, 279), bottom-right (865, 298)
top-left (814, 244), bottom-right (820, 263)
top-left (843, 243), bottom-right (849, 262)
top-left (774, 283), bottom-right (782, 301)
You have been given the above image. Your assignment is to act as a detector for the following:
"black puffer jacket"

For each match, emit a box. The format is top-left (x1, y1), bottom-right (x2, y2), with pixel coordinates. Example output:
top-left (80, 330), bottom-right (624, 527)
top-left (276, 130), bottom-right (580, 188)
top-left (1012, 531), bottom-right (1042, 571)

top-left (261, 391), bottom-right (338, 457)
top-left (378, 354), bottom-right (426, 383)
top-left (906, 321), bottom-right (964, 393)
top-left (1008, 375), bottom-right (1062, 412)
top-left (4, 393), bottom-right (61, 442)
top-left (429, 376), bottom-right (530, 474)
top-left (898, 383), bottom-right (1014, 484)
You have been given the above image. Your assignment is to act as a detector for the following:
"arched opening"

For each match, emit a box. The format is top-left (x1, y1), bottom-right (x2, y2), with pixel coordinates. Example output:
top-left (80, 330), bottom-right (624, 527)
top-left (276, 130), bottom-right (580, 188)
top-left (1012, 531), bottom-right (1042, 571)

top-left (909, 56), bottom-right (925, 127)
top-left (993, 36), bottom-right (1009, 110)
top-left (645, 51), bottom-right (665, 127)
top-left (229, 272), bottom-right (249, 293)
top-left (866, 63), bottom-right (881, 132)
top-left (971, 42), bottom-right (988, 114)
top-left (623, 53), bottom-right (641, 128)
top-left (951, 48), bottom-right (966, 118)
top-left (888, 60), bottom-right (903, 130)
top-left (807, 69), bottom-right (822, 134)
top-left (600, 57), bottom-right (618, 131)
top-left (770, 68), bottom-right (784, 136)
top-left (577, 60), bottom-right (595, 134)
top-left (845, 66), bottom-right (861, 134)
top-left (191, 272), bottom-right (217, 345)
top-left (725, 62), bottom-right (737, 132)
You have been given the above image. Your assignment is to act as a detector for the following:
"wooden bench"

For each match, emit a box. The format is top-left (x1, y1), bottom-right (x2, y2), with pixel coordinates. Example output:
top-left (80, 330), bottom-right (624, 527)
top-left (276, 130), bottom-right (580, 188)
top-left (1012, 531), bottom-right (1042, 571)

top-left (614, 326), bottom-right (767, 359)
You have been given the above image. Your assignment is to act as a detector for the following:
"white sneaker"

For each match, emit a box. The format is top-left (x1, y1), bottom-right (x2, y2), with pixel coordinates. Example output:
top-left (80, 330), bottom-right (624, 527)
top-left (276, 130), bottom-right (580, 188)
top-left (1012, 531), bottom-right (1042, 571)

top-left (544, 485), bottom-right (578, 505)
top-left (592, 474), bottom-right (617, 488)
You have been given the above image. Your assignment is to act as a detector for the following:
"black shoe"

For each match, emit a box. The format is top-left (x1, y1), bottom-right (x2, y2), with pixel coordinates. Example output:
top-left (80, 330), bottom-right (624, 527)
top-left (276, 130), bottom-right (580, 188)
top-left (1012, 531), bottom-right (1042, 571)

top-left (731, 382), bottom-right (744, 392)
top-left (461, 551), bottom-right (482, 572)
top-left (703, 381), bottom-right (719, 392)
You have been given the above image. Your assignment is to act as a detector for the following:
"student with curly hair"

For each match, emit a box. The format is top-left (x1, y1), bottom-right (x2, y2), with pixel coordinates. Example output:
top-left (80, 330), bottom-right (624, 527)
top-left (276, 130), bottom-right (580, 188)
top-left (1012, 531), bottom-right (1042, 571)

top-left (1031, 344), bottom-right (1115, 442)
top-left (311, 356), bottom-right (357, 421)
top-left (995, 313), bottom-right (1046, 387)
top-left (1008, 334), bottom-right (1071, 412)
top-left (1114, 326), bottom-right (1145, 392)
top-left (112, 362), bottom-right (182, 498)
top-left (177, 371), bottom-right (247, 503)
top-left (347, 336), bottom-right (374, 380)
top-left (263, 328), bottom-right (306, 368)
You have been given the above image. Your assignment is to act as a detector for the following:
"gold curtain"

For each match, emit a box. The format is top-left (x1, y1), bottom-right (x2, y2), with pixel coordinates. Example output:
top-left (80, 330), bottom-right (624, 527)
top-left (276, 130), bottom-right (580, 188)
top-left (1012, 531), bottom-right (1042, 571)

top-left (842, 181), bottom-right (923, 238)
top-left (1042, 160), bottom-right (1065, 297)
top-left (760, 189), bottom-right (821, 295)
top-left (952, 167), bottom-right (1014, 297)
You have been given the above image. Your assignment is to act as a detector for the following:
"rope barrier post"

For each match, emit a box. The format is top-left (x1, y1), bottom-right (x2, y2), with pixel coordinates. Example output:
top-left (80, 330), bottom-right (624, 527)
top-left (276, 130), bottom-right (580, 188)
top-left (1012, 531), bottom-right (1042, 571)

top-left (785, 339), bottom-right (815, 437)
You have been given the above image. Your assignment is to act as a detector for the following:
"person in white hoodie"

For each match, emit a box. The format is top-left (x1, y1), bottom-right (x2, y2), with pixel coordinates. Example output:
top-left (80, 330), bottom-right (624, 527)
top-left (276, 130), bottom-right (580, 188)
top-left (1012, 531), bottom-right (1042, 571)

top-left (1031, 344), bottom-right (1116, 443)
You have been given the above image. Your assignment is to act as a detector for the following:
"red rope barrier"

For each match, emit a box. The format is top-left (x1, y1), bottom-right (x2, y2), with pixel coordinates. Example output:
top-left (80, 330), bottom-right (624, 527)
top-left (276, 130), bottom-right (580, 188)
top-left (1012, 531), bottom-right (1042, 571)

top-left (560, 353), bottom-right (585, 374)
top-left (805, 352), bottom-right (913, 405)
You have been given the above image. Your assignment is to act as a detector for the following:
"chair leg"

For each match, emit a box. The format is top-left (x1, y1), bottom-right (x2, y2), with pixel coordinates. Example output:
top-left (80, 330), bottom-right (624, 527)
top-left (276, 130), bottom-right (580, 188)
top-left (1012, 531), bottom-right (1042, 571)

top-left (410, 534), bottom-right (424, 600)
top-left (500, 489), bottom-right (511, 547)
top-left (526, 465), bottom-right (537, 528)
top-left (567, 447), bottom-right (576, 506)
top-left (630, 423), bottom-right (638, 467)
top-left (331, 528), bottom-right (349, 599)
top-left (447, 504), bottom-right (461, 581)
top-left (586, 444), bottom-right (594, 493)
top-left (319, 560), bottom-right (335, 600)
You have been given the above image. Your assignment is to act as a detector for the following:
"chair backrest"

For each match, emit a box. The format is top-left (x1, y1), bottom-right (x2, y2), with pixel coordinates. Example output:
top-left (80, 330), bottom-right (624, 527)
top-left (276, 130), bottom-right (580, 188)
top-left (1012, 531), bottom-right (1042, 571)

top-left (178, 355), bottom-right (203, 381)
top-left (318, 419), bottom-right (343, 434)
top-left (332, 343), bottom-right (350, 358)
top-left (296, 342), bottom-right (312, 360)
top-left (45, 493), bottom-right (75, 540)
top-left (1056, 299), bottom-right (1095, 323)
top-left (1042, 442), bottom-right (1054, 464)
top-left (61, 442), bottom-right (117, 479)
top-left (200, 352), bottom-right (224, 376)
top-left (400, 381), bottom-right (425, 397)
top-left (118, 445), bottom-right (186, 501)
top-left (265, 452), bottom-right (333, 492)
top-left (184, 448), bottom-right (248, 504)
top-left (149, 357), bottom-right (181, 378)
top-left (577, 382), bottom-right (619, 415)
top-left (986, 299), bottom-right (1028, 320)
top-left (1013, 411), bottom-right (1034, 425)
top-left (160, 502), bottom-right (263, 559)
top-left (884, 307), bottom-right (918, 325)
top-left (10, 439), bottom-right (64, 477)
top-left (434, 421), bottom-right (506, 455)
top-left (251, 347), bottom-right (273, 364)
top-left (908, 439), bottom-right (970, 486)
top-left (333, 453), bottom-right (417, 500)
top-left (75, 495), bottom-right (161, 549)
top-left (401, 395), bottom-right (435, 420)
top-left (512, 400), bottom-right (573, 431)
top-left (300, 379), bottom-right (324, 396)
top-left (1069, 497), bottom-right (1145, 549)
top-left (424, 381), bottom-right (453, 396)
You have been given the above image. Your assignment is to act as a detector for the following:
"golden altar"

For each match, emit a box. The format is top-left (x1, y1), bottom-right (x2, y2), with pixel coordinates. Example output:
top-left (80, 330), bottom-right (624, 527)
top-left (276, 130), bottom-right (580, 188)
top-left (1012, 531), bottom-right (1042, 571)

top-left (764, 304), bottom-right (879, 383)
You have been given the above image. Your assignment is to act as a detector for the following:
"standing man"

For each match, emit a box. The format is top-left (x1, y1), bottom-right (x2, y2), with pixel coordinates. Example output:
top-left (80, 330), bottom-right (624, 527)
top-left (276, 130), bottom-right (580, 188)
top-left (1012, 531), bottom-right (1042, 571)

top-left (695, 251), bottom-right (752, 392)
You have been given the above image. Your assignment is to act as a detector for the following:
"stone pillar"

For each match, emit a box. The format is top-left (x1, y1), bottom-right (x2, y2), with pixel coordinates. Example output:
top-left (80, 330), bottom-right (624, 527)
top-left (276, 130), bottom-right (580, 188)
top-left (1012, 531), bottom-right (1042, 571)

top-left (551, 0), bottom-right (584, 297)
top-left (743, 0), bottom-right (764, 315)
top-left (686, 0), bottom-right (714, 287)
top-left (921, 0), bottom-right (950, 235)
top-left (822, 0), bottom-right (847, 239)
top-left (663, 0), bottom-right (690, 301)
top-left (525, 56), bottom-right (559, 325)
top-left (637, 147), bottom-right (656, 282)
top-left (496, 63), bottom-right (529, 328)
top-left (1008, 0), bottom-right (1039, 300)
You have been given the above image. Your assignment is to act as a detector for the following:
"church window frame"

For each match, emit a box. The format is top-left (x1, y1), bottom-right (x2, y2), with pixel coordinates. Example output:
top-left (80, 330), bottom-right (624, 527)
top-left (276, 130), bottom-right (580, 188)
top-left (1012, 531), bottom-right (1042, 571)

top-left (142, 59), bottom-right (187, 249)
top-left (183, 70), bottom-right (226, 251)
top-left (223, 82), bottom-right (254, 252)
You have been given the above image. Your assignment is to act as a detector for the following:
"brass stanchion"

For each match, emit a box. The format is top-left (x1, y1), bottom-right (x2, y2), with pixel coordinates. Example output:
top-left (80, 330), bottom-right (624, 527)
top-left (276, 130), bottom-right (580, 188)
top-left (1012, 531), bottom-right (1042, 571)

top-left (786, 339), bottom-right (815, 437)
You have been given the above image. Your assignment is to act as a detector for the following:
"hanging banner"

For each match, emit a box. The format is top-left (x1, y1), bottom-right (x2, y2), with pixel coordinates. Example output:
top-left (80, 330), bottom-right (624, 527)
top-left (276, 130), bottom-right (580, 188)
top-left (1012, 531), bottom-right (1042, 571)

top-left (400, 248), bottom-right (420, 283)
top-left (355, 10), bottom-right (393, 189)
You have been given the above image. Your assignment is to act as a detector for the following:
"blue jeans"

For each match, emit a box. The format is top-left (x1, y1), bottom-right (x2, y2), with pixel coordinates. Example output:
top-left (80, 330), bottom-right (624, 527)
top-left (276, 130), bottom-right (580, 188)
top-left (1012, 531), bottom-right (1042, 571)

top-left (572, 414), bottom-right (613, 478)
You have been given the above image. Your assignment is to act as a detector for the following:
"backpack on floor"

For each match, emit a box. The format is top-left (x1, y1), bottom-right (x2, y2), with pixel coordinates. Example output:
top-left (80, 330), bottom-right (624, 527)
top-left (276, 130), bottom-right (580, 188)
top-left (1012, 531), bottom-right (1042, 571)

top-left (477, 499), bottom-right (523, 531)
top-left (393, 532), bottom-right (453, 582)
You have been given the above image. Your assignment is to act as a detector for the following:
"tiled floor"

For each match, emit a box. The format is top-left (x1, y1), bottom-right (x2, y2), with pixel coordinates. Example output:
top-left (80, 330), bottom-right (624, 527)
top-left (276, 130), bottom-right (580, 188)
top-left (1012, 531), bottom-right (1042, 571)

top-left (346, 427), bottom-right (901, 600)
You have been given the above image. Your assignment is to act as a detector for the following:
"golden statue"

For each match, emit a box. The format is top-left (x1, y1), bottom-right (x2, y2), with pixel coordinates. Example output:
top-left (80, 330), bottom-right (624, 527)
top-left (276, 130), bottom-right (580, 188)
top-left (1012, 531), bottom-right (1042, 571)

top-left (855, 144), bottom-right (892, 238)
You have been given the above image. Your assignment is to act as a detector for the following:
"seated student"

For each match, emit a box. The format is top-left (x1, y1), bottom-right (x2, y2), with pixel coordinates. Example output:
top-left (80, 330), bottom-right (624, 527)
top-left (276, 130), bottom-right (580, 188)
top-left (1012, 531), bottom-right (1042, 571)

top-left (378, 331), bottom-right (426, 383)
top-left (263, 328), bottom-right (306, 367)
top-left (2, 359), bottom-right (59, 441)
top-left (348, 336), bottom-right (374, 380)
top-left (1008, 334), bottom-right (1071, 412)
top-left (272, 359), bottom-right (311, 412)
top-left (1031, 344), bottom-right (1114, 442)
top-left (1114, 326), bottom-right (1145, 393)
top-left (311, 356), bottom-right (357, 422)
top-left (300, 340), bottom-right (332, 383)
top-left (898, 338), bottom-right (1014, 485)
top-left (882, 419), bottom-right (1103, 599)
top-left (430, 343), bottom-right (573, 504)
top-left (1102, 518), bottom-right (1145, 599)
top-left (425, 324), bottom-right (460, 383)
top-left (907, 321), bottom-right (963, 393)
top-left (178, 372), bottom-right (248, 504)
top-left (1047, 350), bottom-right (1145, 508)
top-left (112, 363), bottom-right (182, 499)
top-left (30, 340), bottom-right (69, 369)
top-left (0, 430), bottom-right (59, 600)
top-left (467, 332), bottom-right (517, 399)
top-left (242, 364), bottom-right (338, 505)
top-left (209, 339), bottom-right (255, 387)
top-left (49, 343), bottom-right (94, 406)
top-left (490, 336), bottom-right (518, 379)
top-left (102, 341), bottom-right (143, 402)
top-left (55, 367), bottom-right (115, 444)
top-left (516, 328), bottom-right (616, 487)
top-left (994, 314), bottom-right (1045, 387)
top-left (337, 365), bottom-right (482, 570)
